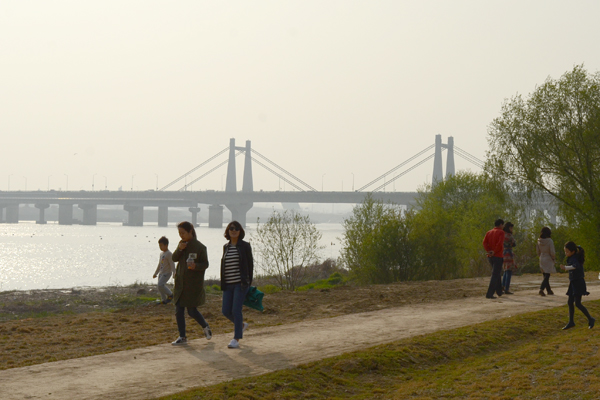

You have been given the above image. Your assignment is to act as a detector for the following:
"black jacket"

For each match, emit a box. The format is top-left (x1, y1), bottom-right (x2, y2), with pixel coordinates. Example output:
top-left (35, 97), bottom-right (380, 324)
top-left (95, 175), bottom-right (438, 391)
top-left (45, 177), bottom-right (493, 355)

top-left (220, 239), bottom-right (254, 290)
top-left (566, 254), bottom-right (589, 297)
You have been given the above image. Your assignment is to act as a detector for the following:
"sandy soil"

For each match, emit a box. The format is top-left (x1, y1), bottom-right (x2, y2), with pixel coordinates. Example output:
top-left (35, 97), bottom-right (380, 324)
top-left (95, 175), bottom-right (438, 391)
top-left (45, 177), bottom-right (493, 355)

top-left (1, 274), bottom-right (600, 400)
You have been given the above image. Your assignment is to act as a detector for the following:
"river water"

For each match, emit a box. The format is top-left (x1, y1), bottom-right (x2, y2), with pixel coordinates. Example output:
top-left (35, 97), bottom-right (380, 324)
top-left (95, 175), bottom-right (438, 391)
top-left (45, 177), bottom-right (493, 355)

top-left (0, 221), bottom-right (345, 291)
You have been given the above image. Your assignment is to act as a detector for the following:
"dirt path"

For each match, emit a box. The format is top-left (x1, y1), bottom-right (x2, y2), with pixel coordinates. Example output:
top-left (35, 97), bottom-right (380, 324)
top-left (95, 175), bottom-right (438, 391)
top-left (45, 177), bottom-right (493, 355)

top-left (2, 278), bottom-right (600, 400)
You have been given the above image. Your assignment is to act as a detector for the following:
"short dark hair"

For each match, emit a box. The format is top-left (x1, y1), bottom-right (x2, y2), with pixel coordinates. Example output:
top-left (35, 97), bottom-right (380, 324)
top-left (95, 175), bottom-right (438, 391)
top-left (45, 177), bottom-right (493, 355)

top-left (224, 220), bottom-right (245, 240)
top-left (177, 221), bottom-right (197, 239)
top-left (158, 236), bottom-right (169, 246)
top-left (494, 219), bottom-right (504, 227)
top-left (503, 222), bottom-right (514, 233)
top-left (540, 227), bottom-right (551, 239)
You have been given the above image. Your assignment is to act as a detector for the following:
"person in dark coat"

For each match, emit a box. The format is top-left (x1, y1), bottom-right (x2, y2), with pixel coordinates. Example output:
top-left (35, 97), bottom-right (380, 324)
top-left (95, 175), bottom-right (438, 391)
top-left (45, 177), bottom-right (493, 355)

top-left (560, 241), bottom-right (595, 330)
top-left (220, 220), bottom-right (254, 349)
top-left (170, 221), bottom-right (212, 345)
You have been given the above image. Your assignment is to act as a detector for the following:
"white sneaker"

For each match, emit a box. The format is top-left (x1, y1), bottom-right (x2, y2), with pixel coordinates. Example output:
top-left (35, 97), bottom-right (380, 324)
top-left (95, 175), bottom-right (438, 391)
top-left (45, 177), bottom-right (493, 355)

top-left (243, 322), bottom-right (249, 332)
top-left (171, 336), bottom-right (187, 345)
top-left (228, 339), bottom-right (239, 349)
top-left (203, 326), bottom-right (212, 340)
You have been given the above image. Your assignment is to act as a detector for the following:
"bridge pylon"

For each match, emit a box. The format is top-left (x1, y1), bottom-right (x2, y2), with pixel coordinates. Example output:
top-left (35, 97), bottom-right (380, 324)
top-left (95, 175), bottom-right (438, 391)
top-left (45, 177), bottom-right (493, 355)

top-left (432, 134), bottom-right (455, 186)
top-left (220, 138), bottom-right (254, 228)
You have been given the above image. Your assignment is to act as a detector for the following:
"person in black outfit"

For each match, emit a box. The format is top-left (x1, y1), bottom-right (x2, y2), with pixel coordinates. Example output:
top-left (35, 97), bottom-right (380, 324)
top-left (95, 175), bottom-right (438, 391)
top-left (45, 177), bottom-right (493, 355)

top-left (560, 241), bottom-right (595, 330)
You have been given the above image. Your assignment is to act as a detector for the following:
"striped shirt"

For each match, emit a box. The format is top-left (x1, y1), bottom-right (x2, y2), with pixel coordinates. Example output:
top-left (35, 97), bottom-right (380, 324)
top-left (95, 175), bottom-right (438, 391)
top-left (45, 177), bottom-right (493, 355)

top-left (223, 245), bottom-right (241, 284)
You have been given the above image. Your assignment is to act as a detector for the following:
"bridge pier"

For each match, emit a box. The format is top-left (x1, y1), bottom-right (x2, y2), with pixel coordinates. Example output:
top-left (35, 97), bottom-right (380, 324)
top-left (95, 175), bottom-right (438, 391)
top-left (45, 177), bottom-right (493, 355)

top-left (79, 204), bottom-right (98, 225)
top-left (189, 207), bottom-right (201, 227)
top-left (158, 206), bottom-right (169, 227)
top-left (58, 204), bottom-right (74, 225)
top-left (208, 205), bottom-right (224, 228)
top-left (225, 203), bottom-right (253, 228)
top-left (124, 205), bottom-right (144, 226)
top-left (5, 204), bottom-right (19, 224)
top-left (35, 203), bottom-right (50, 224)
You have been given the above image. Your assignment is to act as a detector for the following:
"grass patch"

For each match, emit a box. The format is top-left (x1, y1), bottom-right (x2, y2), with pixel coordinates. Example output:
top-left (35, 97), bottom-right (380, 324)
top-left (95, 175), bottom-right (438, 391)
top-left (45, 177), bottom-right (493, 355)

top-left (296, 272), bottom-right (346, 292)
top-left (258, 284), bottom-right (281, 295)
top-left (156, 301), bottom-right (600, 399)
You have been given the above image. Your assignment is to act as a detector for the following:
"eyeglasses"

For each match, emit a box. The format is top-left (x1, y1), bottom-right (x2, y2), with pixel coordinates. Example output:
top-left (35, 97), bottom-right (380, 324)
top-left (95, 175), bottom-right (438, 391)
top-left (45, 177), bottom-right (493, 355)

top-left (229, 226), bottom-right (240, 231)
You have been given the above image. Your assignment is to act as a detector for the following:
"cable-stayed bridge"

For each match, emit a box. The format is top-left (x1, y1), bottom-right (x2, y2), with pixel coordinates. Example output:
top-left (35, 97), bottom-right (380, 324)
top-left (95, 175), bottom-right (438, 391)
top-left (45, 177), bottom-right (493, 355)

top-left (0, 136), bottom-right (484, 227)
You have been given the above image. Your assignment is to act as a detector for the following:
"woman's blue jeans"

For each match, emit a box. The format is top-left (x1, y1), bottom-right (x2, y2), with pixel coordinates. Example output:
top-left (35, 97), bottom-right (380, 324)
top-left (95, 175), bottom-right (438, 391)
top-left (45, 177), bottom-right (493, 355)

top-left (222, 284), bottom-right (249, 340)
top-left (502, 270), bottom-right (513, 291)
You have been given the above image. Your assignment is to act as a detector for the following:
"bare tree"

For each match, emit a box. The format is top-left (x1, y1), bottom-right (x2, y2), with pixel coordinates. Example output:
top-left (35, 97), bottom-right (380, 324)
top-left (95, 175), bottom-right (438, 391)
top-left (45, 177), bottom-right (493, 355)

top-left (252, 210), bottom-right (324, 290)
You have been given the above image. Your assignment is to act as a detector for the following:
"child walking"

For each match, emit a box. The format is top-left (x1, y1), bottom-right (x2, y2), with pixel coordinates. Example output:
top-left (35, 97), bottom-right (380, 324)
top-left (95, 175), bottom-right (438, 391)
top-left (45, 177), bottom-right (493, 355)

top-left (560, 241), bottom-right (595, 330)
top-left (153, 236), bottom-right (174, 304)
top-left (170, 221), bottom-right (212, 345)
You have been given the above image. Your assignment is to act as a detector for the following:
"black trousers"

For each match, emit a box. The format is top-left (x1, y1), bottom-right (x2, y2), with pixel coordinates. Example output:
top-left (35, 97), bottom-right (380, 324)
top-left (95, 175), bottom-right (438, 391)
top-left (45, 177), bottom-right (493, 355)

top-left (486, 256), bottom-right (503, 298)
top-left (540, 273), bottom-right (551, 292)
top-left (568, 294), bottom-right (592, 323)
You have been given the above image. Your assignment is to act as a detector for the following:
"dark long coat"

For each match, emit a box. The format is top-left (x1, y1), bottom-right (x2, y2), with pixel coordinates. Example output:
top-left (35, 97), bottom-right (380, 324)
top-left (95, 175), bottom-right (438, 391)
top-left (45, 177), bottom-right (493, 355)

top-left (172, 238), bottom-right (209, 307)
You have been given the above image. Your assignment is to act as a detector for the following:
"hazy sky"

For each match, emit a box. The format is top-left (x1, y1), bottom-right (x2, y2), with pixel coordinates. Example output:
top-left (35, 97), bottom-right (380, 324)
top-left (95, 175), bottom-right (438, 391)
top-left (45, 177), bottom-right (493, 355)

top-left (2, 1), bottom-right (600, 193)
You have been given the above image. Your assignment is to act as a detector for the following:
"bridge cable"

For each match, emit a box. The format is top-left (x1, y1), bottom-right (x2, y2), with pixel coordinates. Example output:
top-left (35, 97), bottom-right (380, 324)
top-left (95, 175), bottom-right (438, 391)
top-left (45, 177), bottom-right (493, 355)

top-left (454, 151), bottom-right (484, 169)
top-left (453, 146), bottom-right (485, 168)
top-left (251, 149), bottom-right (318, 192)
top-left (159, 147), bottom-right (229, 191)
top-left (356, 144), bottom-right (435, 192)
top-left (371, 152), bottom-right (440, 192)
top-left (251, 157), bottom-right (306, 192)
top-left (177, 151), bottom-right (244, 191)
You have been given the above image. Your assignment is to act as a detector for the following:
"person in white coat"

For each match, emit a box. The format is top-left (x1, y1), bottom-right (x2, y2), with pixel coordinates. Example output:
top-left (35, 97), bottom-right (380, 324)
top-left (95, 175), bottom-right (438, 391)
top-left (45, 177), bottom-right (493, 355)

top-left (536, 227), bottom-right (556, 296)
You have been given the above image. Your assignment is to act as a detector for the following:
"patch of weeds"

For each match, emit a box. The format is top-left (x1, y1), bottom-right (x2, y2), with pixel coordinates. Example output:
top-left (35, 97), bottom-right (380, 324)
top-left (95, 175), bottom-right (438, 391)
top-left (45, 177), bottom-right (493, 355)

top-left (258, 284), bottom-right (281, 295)
top-left (205, 285), bottom-right (221, 294)
top-left (296, 272), bottom-right (347, 292)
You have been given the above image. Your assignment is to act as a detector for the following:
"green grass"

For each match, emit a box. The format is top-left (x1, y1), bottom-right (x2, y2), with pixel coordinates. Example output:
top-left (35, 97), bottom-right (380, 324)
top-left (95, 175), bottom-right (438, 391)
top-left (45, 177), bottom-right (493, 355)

top-left (257, 284), bottom-right (281, 295)
top-left (156, 301), bottom-right (600, 399)
top-left (296, 272), bottom-right (346, 292)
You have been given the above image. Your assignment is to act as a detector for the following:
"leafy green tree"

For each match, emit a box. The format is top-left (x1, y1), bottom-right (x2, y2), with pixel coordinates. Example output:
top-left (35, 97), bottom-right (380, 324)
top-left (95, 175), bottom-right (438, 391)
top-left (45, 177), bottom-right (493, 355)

top-left (252, 210), bottom-right (324, 290)
top-left (487, 65), bottom-right (600, 265)
top-left (342, 174), bottom-right (542, 285)
top-left (411, 172), bottom-right (519, 280)
top-left (340, 195), bottom-right (414, 284)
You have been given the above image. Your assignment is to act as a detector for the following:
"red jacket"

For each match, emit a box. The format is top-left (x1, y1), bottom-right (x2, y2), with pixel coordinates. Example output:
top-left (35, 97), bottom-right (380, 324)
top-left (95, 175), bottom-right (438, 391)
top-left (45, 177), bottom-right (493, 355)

top-left (483, 227), bottom-right (505, 258)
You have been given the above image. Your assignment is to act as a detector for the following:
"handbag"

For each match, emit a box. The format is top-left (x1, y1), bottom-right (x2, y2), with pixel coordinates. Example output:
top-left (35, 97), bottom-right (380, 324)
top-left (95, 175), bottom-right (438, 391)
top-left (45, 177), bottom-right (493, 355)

top-left (243, 286), bottom-right (264, 312)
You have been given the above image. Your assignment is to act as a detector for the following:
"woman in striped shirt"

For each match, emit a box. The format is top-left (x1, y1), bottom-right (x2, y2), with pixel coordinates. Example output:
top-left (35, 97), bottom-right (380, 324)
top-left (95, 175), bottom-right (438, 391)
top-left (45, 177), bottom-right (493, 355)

top-left (220, 220), bottom-right (254, 349)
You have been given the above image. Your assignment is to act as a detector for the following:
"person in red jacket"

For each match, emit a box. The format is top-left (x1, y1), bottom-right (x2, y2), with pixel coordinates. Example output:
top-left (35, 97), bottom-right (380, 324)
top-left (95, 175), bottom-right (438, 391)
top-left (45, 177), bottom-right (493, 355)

top-left (482, 219), bottom-right (505, 299)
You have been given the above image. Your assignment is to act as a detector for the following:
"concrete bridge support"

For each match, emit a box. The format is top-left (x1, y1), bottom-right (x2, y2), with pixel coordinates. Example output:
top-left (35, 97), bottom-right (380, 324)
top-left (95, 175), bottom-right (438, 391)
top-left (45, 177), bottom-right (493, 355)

top-left (445, 136), bottom-right (455, 178)
top-left (225, 203), bottom-right (253, 228)
top-left (5, 204), bottom-right (19, 223)
top-left (79, 204), bottom-right (98, 225)
top-left (158, 206), bottom-right (168, 227)
top-left (58, 204), bottom-right (74, 225)
top-left (189, 207), bottom-right (201, 227)
top-left (35, 203), bottom-right (50, 224)
top-left (432, 134), bottom-right (444, 185)
top-left (124, 205), bottom-right (144, 226)
top-left (208, 205), bottom-right (224, 228)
